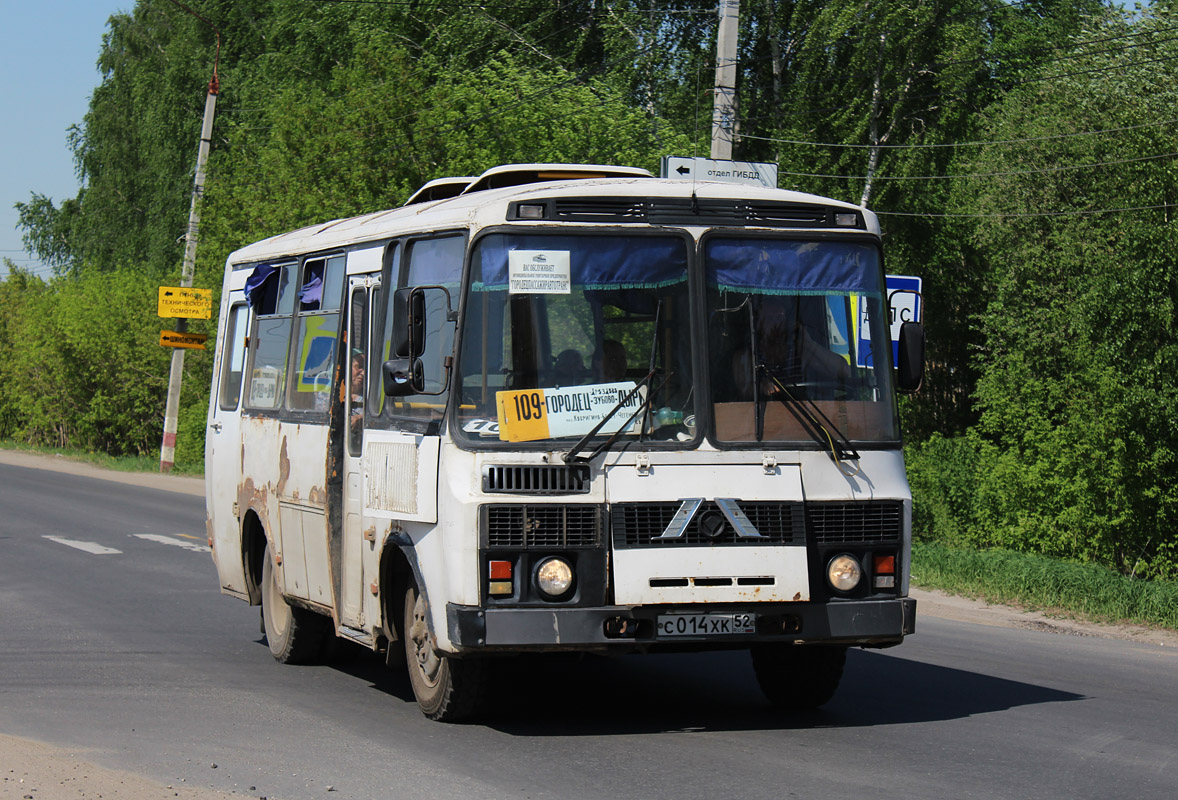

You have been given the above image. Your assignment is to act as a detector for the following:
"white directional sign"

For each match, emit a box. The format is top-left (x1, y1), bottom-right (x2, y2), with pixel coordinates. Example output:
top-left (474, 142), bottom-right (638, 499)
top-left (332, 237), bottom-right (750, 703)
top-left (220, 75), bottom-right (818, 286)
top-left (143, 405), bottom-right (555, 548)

top-left (661, 156), bottom-right (778, 188)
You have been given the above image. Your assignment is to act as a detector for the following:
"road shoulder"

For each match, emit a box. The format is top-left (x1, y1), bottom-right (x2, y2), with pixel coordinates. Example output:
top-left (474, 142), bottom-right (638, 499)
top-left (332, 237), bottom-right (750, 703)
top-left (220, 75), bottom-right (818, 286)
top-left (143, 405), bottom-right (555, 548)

top-left (0, 449), bottom-right (204, 497)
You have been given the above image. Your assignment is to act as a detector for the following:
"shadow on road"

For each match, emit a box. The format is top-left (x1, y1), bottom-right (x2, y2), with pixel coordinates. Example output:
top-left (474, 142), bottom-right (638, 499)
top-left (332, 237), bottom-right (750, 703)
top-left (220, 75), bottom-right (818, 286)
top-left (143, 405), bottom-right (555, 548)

top-left (308, 640), bottom-right (1082, 736)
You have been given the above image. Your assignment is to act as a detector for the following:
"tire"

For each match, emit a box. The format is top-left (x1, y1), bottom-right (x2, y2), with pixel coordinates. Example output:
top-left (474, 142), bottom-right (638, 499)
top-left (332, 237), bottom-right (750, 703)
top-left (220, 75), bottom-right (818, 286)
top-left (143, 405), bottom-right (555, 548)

top-left (261, 546), bottom-right (329, 664)
top-left (750, 644), bottom-right (848, 710)
top-left (403, 581), bottom-right (486, 722)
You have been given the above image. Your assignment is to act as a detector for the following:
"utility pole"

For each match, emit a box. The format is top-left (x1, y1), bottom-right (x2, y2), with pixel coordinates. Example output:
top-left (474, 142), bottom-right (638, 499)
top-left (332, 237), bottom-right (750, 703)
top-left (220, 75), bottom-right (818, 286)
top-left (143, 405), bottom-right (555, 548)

top-left (160, 6), bottom-right (220, 473)
top-left (711, 0), bottom-right (740, 160)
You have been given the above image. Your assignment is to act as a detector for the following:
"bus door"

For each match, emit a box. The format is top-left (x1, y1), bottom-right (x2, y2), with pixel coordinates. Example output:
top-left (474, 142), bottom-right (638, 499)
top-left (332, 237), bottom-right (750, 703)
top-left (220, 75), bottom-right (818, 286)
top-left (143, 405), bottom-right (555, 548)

top-left (339, 274), bottom-right (373, 627)
top-left (207, 287), bottom-right (251, 595)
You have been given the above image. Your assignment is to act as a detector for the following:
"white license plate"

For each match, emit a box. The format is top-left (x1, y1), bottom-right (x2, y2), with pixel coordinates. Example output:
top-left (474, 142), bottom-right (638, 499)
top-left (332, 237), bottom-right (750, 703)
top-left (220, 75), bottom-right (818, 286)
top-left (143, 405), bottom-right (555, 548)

top-left (657, 613), bottom-right (756, 637)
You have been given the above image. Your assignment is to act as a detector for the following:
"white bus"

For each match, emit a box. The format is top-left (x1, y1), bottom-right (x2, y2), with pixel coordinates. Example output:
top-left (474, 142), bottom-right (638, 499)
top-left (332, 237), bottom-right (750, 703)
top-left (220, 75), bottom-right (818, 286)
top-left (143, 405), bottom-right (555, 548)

top-left (205, 163), bottom-right (924, 721)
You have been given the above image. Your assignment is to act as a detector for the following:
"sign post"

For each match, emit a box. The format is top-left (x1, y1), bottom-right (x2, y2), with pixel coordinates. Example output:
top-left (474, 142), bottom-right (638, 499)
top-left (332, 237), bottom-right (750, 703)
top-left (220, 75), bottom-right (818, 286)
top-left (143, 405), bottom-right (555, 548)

top-left (660, 156), bottom-right (778, 189)
top-left (856, 275), bottom-right (923, 368)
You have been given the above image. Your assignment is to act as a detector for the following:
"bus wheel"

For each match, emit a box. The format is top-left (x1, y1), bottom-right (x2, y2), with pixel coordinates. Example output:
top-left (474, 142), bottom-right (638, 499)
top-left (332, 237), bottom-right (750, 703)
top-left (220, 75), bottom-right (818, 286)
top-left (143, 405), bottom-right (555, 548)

top-left (403, 582), bottom-right (485, 722)
top-left (750, 644), bottom-right (848, 710)
top-left (261, 545), bottom-right (328, 664)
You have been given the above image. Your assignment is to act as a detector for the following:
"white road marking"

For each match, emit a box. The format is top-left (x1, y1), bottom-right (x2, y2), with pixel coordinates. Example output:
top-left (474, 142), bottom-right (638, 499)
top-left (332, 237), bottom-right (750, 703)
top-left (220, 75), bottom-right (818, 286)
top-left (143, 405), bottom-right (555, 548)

top-left (132, 533), bottom-right (211, 553)
top-left (43, 536), bottom-right (122, 555)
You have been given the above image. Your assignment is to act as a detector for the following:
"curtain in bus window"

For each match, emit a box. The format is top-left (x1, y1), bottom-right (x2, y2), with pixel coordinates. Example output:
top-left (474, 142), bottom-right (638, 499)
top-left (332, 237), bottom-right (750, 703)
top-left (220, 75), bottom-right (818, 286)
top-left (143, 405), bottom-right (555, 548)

top-left (245, 264), bottom-right (279, 313)
top-left (473, 235), bottom-right (687, 291)
top-left (705, 239), bottom-right (882, 297)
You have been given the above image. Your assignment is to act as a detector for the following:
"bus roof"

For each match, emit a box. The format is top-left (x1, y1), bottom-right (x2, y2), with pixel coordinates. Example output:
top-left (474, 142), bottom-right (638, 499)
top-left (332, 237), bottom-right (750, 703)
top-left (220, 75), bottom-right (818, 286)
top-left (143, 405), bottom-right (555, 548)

top-left (227, 163), bottom-right (877, 266)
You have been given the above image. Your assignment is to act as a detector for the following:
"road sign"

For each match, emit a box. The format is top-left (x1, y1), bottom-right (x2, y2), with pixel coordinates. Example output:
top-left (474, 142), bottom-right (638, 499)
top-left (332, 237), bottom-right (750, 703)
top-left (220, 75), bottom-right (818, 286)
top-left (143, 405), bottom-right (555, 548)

top-left (159, 330), bottom-right (208, 350)
top-left (158, 286), bottom-right (212, 320)
top-left (856, 274), bottom-right (923, 368)
top-left (660, 156), bottom-right (778, 188)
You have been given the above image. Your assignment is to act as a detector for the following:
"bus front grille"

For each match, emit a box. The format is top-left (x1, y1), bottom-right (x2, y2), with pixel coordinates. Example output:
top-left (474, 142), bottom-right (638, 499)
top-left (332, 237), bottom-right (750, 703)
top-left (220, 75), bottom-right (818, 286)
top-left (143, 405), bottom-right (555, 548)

top-left (806, 501), bottom-right (903, 544)
top-left (612, 502), bottom-right (805, 548)
top-left (483, 504), bottom-right (604, 549)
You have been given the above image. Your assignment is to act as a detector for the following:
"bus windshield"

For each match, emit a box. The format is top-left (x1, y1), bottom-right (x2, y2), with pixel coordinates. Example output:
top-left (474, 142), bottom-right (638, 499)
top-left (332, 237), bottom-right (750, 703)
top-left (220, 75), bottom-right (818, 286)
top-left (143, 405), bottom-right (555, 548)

top-left (455, 232), bottom-right (694, 445)
top-left (705, 236), bottom-right (899, 444)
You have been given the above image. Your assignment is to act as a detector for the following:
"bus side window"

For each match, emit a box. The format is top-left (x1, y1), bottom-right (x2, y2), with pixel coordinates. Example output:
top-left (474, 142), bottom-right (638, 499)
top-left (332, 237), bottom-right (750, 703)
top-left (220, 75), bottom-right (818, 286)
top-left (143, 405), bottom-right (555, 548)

top-left (383, 235), bottom-right (463, 422)
top-left (348, 286), bottom-right (368, 455)
top-left (244, 263), bottom-right (295, 410)
top-left (218, 303), bottom-right (249, 410)
top-left (288, 255), bottom-right (345, 413)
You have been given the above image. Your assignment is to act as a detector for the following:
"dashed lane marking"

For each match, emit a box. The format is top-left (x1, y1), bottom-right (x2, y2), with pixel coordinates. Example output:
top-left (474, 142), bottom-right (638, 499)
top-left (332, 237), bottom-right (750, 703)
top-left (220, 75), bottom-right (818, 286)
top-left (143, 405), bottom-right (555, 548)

top-left (42, 536), bottom-right (122, 555)
top-left (132, 533), bottom-right (211, 553)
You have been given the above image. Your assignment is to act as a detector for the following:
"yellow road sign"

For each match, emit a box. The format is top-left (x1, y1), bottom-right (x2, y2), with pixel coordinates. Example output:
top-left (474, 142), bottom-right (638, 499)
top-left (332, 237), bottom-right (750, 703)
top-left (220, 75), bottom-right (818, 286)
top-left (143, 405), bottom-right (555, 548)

top-left (160, 330), bottom-right (208, 350)
top-left (158, 286), bottom-right (212, 319)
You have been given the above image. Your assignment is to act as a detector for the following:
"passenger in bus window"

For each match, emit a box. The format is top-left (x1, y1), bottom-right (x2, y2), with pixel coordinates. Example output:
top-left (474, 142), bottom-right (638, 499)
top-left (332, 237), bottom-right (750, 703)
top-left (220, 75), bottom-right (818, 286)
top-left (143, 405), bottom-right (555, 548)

top-left (553, 349), bottom-right (589, 386)
top-left (350, 351), bottom-right (365, 431)
top-left (594, 339), bottom-right (627, 382)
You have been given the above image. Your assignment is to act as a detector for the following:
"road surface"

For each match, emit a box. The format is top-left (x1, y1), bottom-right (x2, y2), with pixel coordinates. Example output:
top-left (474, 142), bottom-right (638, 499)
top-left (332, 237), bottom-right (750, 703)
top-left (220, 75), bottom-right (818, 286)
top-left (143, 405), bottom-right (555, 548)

top-left (1, 452), bottom-right (1175, 800)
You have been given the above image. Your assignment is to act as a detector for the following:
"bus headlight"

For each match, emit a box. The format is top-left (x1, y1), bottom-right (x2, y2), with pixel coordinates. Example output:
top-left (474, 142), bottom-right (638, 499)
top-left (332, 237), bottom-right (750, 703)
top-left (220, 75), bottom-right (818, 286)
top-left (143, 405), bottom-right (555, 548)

top-left (827, 554), bottom-right (862, 593)
top-left (535, 557), bottom-right (574, 599)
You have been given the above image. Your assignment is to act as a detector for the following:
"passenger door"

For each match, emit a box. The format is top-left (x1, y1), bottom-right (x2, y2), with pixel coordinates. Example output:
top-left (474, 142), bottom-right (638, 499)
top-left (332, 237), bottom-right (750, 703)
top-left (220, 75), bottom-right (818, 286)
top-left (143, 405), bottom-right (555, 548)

top-left (206, 288), bottom-right (250, 595)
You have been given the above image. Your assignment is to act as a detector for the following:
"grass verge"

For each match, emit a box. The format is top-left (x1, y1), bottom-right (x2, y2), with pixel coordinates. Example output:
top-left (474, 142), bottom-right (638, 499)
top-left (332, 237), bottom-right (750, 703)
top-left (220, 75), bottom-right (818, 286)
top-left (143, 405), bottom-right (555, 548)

top-left (912, 541), bottom-right (1178, 631)
top-left (0, 440), bottom-right (203, 477)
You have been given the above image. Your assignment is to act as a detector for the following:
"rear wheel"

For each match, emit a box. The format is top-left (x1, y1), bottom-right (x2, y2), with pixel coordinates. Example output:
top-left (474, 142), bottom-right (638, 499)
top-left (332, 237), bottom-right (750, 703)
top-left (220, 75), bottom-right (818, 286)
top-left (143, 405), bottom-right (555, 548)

top-left (750, 644), bottom-right (848, 710)
top-left (403, 581), bottom-right (486, 722)
top-left (261, 546), bottom-right (329, 664)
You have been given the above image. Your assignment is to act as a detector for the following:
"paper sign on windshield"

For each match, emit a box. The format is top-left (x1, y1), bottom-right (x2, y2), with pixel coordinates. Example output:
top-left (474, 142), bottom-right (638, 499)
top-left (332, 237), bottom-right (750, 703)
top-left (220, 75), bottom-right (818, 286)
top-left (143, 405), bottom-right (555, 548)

top-left (496, 381), bottom-right (645, 442)
top-left (508, 250), bottom-right (571, 295)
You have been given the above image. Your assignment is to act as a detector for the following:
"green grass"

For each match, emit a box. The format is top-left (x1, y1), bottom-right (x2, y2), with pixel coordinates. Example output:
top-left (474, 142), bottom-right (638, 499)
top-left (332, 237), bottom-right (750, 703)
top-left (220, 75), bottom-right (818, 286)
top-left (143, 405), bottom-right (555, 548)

top-left (0, 440), bottom-right (204, 477)
top-left (912, 541), bottom-right (1178, 631)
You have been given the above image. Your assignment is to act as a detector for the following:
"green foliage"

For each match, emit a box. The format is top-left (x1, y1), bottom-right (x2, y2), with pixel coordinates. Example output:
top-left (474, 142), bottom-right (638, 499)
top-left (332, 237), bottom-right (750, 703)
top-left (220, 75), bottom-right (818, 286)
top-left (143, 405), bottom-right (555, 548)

top-left (0, 265), bottom-right (208, 467)
top-left (7, 0), bottom-right (1178, 583)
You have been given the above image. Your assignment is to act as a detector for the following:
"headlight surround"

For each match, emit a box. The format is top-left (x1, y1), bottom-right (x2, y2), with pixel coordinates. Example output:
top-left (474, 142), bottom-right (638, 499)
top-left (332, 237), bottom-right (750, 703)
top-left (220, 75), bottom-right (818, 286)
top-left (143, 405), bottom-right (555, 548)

top-left (535, 557), bottom-right (575, 599)
top-left (827, 554), bottom-right (863, 593)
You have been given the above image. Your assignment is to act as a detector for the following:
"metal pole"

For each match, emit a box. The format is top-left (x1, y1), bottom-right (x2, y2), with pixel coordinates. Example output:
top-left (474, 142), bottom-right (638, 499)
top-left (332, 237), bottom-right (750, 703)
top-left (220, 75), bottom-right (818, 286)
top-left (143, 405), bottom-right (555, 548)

top-left (160, 80), bottom-right (218, 472)
top-left (711, 0), bottom-right (739, 160)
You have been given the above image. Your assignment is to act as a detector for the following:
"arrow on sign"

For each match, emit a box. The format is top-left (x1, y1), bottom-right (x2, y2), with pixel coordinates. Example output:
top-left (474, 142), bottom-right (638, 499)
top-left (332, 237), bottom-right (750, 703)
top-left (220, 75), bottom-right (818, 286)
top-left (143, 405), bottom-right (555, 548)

top-left (676, 165), bottom-right (691, 175)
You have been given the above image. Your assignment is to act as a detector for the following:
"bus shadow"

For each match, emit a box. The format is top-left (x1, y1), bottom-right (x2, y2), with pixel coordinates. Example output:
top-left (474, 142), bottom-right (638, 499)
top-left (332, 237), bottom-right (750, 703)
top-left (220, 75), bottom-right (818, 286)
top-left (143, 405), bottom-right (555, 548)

top-left (475, 649), bottom-right (1082, 736)
top-left (293, 638), bottom-right (1082, 735)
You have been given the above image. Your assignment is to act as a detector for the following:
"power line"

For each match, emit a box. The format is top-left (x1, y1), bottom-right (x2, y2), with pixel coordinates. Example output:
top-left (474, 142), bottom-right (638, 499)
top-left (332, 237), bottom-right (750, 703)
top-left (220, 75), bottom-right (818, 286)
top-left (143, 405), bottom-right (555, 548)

top-left (877, 203), bottom-right (1177, 219)
top-left (739, 118), bottom-right (1178, 150)
top-left (776, 151), bottom-right (1178, 181)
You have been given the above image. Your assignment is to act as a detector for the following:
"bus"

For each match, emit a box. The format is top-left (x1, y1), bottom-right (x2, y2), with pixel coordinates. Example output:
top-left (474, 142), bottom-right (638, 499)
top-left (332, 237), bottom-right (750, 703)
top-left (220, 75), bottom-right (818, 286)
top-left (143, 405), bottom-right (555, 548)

top-left (205, 162), bottom-right (924, 721)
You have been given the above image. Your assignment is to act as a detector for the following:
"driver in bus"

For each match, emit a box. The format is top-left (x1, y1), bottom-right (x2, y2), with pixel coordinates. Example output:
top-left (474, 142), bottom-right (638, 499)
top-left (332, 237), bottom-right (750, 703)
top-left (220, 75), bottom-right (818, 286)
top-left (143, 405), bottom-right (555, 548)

top-left (733, 295), bottom-right (849, 399)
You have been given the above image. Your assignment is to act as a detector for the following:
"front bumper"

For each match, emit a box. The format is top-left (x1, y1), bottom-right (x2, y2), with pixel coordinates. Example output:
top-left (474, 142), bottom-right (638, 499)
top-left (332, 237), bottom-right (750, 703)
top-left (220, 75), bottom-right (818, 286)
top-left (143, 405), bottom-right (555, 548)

top-left (447, 596), bottom-right (916, 652)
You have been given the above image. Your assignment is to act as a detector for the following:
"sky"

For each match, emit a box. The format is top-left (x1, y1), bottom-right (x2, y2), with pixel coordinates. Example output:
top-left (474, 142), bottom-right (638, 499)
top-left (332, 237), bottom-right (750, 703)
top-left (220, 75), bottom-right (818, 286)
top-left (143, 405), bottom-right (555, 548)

top-left (1, 1), bottom-right (130, 279)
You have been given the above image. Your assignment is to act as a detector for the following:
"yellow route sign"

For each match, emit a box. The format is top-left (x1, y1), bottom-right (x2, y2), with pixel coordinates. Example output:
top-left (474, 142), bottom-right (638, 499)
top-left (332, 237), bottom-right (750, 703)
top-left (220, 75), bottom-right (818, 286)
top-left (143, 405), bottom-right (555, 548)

top-left (158, 286), bottom-right (212, 319)
top-left (159, 330), bottom-right (208, 350)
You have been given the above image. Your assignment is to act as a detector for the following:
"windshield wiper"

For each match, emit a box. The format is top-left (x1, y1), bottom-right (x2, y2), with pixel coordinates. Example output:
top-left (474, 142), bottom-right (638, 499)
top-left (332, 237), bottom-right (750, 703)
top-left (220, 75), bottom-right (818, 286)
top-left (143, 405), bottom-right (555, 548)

top-left (757, 365), bottom-right (861, 473)
top-left (563, 299), bottom-right (665, 465)
top-left (561, 368), bottom-right (666, 464)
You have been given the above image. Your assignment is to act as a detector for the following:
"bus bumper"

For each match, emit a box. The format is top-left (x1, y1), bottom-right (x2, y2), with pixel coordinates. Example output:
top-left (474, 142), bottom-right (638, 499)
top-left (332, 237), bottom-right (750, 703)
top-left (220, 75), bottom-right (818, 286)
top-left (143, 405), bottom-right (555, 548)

top-left (446, 596), bottom-right (916, 652)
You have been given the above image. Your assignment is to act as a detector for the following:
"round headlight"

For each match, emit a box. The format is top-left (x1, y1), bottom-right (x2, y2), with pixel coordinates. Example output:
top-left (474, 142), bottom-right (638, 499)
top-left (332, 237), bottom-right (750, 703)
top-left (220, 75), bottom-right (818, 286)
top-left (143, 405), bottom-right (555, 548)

top-left (535, 557), bottom-right (574, 599)
top-left (827, 554), bottom-right (863, 593)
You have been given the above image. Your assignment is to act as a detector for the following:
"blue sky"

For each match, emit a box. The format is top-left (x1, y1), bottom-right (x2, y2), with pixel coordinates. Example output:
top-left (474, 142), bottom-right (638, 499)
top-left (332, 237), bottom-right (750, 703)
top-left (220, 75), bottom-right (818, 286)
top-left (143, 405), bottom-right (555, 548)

top-left (1, 1), bottom-right (130, 279)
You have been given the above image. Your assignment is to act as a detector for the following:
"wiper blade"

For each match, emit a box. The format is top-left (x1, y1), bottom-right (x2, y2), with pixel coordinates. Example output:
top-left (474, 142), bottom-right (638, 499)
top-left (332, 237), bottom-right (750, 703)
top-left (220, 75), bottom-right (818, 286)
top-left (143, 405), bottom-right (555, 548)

top-left (758, 366), bottom-right (861, 473)
top-left (561, 369), bottom-right (662, 464)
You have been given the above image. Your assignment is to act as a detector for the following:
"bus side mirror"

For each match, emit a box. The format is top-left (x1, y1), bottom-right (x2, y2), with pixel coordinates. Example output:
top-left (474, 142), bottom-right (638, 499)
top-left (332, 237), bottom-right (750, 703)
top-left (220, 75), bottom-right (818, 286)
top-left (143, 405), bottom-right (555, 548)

top-left (392, 288), bottom-right (426, 358)
top-left (382, 358), bottom-right (425, 396)
top-left (896, 321), bottom-right (925, 393)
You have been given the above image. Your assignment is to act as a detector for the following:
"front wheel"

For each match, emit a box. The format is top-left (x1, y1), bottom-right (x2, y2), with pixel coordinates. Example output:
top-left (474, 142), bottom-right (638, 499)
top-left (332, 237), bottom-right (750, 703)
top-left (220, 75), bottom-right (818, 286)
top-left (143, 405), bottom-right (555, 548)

top-left (261, 545), bottom-right (329, 664)
top-left (403, 582), bottom-right (486, 722)
top-left (750, 644), bottom-right (848, 710)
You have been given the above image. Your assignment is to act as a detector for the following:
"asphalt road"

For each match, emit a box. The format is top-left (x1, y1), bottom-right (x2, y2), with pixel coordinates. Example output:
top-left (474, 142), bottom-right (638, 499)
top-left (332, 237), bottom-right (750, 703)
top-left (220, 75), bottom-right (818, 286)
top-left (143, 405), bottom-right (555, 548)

top-left (1, 459), bottom-right (1175, 800)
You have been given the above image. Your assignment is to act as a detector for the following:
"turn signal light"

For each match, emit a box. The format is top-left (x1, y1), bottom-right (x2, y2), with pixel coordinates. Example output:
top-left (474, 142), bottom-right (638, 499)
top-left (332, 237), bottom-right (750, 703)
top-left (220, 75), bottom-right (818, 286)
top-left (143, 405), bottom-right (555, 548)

top-left (489, 560), bottom-right (514, 596)
top-left (873, 555), bottom-right (896, 574)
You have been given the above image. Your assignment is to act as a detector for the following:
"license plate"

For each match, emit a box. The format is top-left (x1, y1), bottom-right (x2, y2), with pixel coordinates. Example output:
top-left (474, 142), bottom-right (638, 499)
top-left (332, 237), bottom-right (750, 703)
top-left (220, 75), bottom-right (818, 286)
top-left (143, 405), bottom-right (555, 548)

top-left (657, 613), bottom-right (756, 637)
